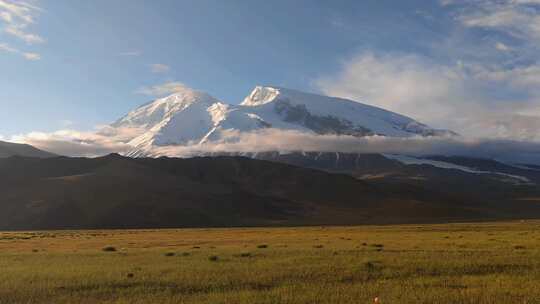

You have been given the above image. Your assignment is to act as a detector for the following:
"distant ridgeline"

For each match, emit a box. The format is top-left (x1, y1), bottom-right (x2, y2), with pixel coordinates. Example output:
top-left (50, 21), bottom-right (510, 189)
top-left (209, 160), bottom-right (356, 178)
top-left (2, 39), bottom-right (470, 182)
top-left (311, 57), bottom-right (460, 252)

top-left (1, 154), bottom-right (540, 230)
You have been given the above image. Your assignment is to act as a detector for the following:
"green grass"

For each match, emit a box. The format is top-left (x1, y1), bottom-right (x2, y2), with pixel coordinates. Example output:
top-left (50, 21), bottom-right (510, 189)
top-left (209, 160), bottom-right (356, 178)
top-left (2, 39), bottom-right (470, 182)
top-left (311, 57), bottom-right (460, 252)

top-left (1, 221), bottom-right (540, 303)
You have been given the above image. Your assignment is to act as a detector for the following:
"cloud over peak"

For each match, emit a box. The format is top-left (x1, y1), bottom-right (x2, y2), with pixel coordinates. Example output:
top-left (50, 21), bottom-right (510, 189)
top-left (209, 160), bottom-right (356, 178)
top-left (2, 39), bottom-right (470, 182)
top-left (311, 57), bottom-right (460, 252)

top-left (11, 127), bottom-right (540, 165)
top-left (136, 81), bottom-right (190, 97)
top-left (316, 0), bottom-right (540, 142)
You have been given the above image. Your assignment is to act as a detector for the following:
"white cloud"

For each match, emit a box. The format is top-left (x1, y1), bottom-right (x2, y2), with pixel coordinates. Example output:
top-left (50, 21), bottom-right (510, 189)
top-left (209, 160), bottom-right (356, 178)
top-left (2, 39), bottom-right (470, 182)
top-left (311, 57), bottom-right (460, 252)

top-left (316, 52), bottom-right (540, 141)
top-left (440, 0), bottom-right (456, 6)
top-left (149, 63), bottom-right (170, 73)
top-left (136, 129), bottom-right (540, 164)
top-left (10, 126), bottom-right (540, 164)
top-left (457, 0), bottom-right (540, 42)
top-left (0, 10), bottom-right (12, 22)
top-left (315, 0), bottom-right (540, 142)
top-left (316, 53), bottom-right (467, 127)
top-left (9, 125), bottom-right (144, 157)
top-left (118, 50), bottom-right (141, 56)
top-left (468, 63), bottom-right (540, 88)
top-left (22, 51), bottom-right (39, 60)
top-left (0, 0), bottom-right (44, 60)
top-left (136, 81), bottom-right (188, 97)
top-left (495, 41), bottom-right (512, 51)
top-left (0, 42), bottom-right (16, 52)
top-left (0, 41), bottom-right (40, 60)
top-left (5, 24), bottom-right (44, 44)
top-left (59, 120), bottom-right (74, 127)
top-left (0, 0), bottom-right (39, 24)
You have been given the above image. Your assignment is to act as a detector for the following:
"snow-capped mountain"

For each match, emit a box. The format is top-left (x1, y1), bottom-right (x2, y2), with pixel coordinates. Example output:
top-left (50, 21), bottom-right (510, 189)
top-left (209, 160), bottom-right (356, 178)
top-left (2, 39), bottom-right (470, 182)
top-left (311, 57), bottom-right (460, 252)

top-left (114, 86), bottom-right (454, 156)
top-left (113, 88), bottom-right (227, 149)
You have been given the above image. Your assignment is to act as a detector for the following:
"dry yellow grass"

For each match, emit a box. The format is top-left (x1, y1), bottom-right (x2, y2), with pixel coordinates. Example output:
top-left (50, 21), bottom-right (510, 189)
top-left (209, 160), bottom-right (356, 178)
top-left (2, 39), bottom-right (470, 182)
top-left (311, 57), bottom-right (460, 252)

top-left (1, 221), bottom-right (540, 303)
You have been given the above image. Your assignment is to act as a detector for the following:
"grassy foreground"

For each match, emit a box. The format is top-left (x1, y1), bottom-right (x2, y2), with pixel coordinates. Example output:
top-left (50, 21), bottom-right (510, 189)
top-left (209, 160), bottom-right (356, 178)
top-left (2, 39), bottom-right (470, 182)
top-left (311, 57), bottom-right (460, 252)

top-left (1, 221), bottom-right (540, 304)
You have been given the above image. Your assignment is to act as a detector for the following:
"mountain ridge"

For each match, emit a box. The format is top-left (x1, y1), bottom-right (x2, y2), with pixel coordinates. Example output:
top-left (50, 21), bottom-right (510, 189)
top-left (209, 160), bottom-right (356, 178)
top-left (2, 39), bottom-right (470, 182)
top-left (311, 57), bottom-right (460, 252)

top-left (112, 86), bottom-right (455, 157)
top-left (0, 140), bottom-right (56, 158)
top-left (3, 154), bottom-right (537, 230)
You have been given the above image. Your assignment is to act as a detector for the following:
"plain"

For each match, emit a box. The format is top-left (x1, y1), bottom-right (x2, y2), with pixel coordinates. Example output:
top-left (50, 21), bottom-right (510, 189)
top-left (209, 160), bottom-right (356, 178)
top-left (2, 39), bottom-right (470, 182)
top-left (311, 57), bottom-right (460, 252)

top-left (1, 221), bottom-right (539, 303)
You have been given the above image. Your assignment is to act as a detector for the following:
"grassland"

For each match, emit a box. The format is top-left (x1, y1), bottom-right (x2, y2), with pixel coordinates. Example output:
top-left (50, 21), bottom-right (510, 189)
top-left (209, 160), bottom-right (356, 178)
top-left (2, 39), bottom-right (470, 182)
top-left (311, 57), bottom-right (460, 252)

top-left (1, 221), bottom-right (540, 304)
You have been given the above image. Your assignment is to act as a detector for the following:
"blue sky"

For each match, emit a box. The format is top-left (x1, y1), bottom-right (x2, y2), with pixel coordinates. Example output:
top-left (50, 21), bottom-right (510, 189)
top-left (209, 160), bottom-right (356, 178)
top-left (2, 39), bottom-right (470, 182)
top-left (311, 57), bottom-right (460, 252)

top-left (2, 0), bottom-right (540, 143)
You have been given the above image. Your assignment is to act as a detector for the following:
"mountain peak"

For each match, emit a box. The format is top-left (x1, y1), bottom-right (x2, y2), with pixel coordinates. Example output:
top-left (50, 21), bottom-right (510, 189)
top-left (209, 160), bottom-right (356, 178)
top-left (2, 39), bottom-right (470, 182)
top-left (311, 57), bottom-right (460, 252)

top-left (241, 86), bottom-right (282, 106)
top-left (162, 86), bottom-right (215, 104)
top-left (113, 86), bottom-right (221, 129)
top-left (144, 86), bottom-right (218, 111)
top-left (113, 86), bottom-right (455, 156)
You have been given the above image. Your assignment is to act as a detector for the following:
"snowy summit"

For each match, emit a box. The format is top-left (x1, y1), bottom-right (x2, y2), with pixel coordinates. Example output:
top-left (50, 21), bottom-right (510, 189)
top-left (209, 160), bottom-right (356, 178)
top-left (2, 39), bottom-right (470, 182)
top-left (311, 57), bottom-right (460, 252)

top-left (113, 86), bottom-right (455, 156)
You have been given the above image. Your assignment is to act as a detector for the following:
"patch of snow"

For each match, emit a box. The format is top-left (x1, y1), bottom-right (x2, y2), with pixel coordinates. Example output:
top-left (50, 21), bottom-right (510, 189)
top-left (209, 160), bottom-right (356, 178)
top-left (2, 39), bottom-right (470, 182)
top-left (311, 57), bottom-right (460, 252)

top-left (383, 154), bottom-right (532, 184)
